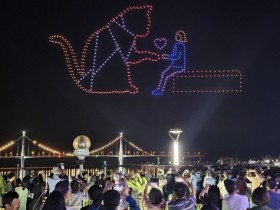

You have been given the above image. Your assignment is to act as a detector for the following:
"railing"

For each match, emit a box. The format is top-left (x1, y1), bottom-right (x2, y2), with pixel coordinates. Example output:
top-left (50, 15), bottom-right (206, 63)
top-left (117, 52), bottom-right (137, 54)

top-left (0, 166), bottom-right (98, 180)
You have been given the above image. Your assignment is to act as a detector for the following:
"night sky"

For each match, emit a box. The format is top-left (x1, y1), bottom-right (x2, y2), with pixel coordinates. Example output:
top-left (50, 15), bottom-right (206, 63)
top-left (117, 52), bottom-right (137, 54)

top-left (1, 0), bottom-right (280, 160)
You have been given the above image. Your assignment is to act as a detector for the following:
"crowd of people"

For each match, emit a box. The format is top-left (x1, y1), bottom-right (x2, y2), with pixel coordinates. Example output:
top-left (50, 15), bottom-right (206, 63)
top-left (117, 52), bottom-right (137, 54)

top-left (0, 171), bottom-right (45, 210)
top-left (0, 166), bottom-right (280, 210)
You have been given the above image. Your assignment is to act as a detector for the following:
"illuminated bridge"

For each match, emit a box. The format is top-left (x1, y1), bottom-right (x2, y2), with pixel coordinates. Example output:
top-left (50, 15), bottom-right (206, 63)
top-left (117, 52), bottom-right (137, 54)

top-left (0, 132), bottom-right (202, 167)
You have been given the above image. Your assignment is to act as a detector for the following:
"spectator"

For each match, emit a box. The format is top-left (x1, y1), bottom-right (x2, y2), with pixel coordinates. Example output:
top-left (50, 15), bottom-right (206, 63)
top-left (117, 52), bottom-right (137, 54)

top-left (67, 180), bottom-right (82, 210)
top-left (30, 174), bottom-right (46, 210)
top-left (2, 191), bottom-right (20, 210)
top-left (88, 174), bottom-right (96, 187)
top-left (142, 182), bottom-right (164, 209)
top-left (120, 185), bottom-right (140, 210)
top-left (6, 173), bottom-right (15, 192)
top-left (94, 176), bottom-right (101, 188)
top-left (48, 167), bottom-right (62, 194)
top-left (81, 185), bottom-right (103, 210)
top-left (236, 175), bottom-right (251, 203)
top-left (200, 184), bottom-right (222, 209)
top-left (247, 169), bottom-right (264, 192)
top-left (156, 169), bottom-right (164, 178)
top-left (102, 180), bottom-right (140, 210)
top-left (59, 169), bottom-right (69, 181)
top-left (98, 174), bottom-right (106, 189)
top-left (266, 178), bottom-right (280, 209)
top-left (196, 172), bottom-right (205, 198)
top-left (54, 180), bottom-right (71, 204)
top-left (14, 178), bottom-right (28, 210)
top-left (222, 179), bottom-right (249, 210)
top-left (167, 182), bottom-right (196, 210)
top-left (248, 187), bottom-right (270, 210)
top-left (80, 179), bottom-right (89, 206)
top-left (103, 190), bottom-right (120, 210)
top-left (203, 171), bottom-right (216, 188)
top-left (182, 171), bottom-right (191, 184)
top-left (111, 173), bottom-right (129, 210)
top-left (42, 191), bottom-right (66, 210)
top-left (82, 171), bottom-right (89, 183)
top-left (87, 173), bottom-right (93, 185)
top-left (165, 172), bottom-right (175, 200)
top-left (190, 170), bottom-right (200, 192)
top-left (22, 175), bottom-right (32, 210)
top-left (0, 174), bottom-right (6, 196)
top-left (145, 170), bottom-right (152, 181)
top-left (218, 171), bottom-right (230, 198)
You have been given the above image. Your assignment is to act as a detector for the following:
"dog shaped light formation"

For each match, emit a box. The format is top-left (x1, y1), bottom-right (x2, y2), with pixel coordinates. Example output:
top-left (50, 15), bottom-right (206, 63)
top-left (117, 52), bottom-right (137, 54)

top-left (50, 5), bottom-right (160, 94)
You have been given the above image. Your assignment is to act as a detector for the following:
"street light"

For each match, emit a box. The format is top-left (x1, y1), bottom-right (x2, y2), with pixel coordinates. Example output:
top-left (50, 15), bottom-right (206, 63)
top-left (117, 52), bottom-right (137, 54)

top-left (169, 129), bottom-right (182, 166)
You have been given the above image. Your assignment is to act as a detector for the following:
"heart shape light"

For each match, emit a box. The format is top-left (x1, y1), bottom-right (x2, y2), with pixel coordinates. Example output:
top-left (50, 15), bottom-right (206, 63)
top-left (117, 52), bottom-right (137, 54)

top-left (154, 38), bottom-right (167, 50)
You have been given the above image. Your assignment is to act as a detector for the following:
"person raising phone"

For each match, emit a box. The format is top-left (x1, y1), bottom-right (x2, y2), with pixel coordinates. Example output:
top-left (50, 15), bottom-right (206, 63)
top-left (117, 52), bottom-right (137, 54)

top-left (142, 182), bottom-right (165, 210)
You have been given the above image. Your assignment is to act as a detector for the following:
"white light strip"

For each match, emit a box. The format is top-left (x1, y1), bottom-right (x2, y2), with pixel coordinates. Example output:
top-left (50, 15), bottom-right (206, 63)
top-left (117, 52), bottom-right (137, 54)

top-left (174, 141), bottom-right (179, 165)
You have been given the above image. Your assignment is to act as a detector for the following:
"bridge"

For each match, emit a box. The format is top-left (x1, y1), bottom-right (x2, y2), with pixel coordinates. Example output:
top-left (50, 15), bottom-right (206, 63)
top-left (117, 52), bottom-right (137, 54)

top-left (0, 132), bottom-right (202, 166)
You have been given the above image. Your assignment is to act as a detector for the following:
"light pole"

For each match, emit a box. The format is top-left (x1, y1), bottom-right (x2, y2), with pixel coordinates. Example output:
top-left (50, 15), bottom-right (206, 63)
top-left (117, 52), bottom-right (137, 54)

top-left (20, 131), bottom-right (26, 179)
top-left (169, 129), bottom-right (182, 166)
top-left (73, 135), bottom-right (91, 173)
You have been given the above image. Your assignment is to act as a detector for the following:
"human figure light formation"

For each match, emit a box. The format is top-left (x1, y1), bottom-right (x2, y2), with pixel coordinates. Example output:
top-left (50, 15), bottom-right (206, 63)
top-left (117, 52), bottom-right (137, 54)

top-left (152, 30), bottom-right (187, 96)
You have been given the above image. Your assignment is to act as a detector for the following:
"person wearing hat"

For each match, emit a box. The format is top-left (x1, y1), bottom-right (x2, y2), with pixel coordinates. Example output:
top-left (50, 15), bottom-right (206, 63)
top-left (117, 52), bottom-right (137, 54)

top-left (47, 166), bottom-right (62, 194)
top-left (152, 30), bottom-right (187, 96)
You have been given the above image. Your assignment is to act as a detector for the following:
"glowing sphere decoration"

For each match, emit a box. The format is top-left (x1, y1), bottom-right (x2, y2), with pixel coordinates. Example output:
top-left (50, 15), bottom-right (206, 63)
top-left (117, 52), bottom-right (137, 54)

top-left (73, 135), bottom-right (91, 150)
top-left (73, 135), bottom-right (91, 172)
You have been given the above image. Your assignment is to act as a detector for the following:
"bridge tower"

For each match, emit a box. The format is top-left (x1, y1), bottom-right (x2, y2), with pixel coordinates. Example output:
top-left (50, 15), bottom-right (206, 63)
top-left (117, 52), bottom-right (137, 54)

top-left (20, 131), bottom-right (26, 179)
top-left (118, 132), bottom-right (124, 172)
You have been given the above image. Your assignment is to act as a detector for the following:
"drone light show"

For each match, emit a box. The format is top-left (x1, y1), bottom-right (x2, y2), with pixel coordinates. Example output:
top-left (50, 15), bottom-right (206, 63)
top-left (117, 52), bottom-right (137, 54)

top-left (50, 5), bottom-right (242, 96)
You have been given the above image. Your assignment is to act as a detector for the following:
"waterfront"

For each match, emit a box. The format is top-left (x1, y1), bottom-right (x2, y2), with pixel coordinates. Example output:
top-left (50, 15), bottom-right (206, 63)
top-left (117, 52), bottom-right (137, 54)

top-left (1, 154), bottom-right (279, 178)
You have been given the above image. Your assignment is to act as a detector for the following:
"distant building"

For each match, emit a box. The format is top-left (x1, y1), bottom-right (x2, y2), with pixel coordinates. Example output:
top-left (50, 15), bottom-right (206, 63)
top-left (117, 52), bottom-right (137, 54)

top-left (219, 157), bottom-right (234, 166)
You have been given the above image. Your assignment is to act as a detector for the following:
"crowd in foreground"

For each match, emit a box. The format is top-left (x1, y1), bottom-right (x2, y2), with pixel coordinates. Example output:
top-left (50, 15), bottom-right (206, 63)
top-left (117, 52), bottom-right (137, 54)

top-left (0, 166), bottom-right (280, 210)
